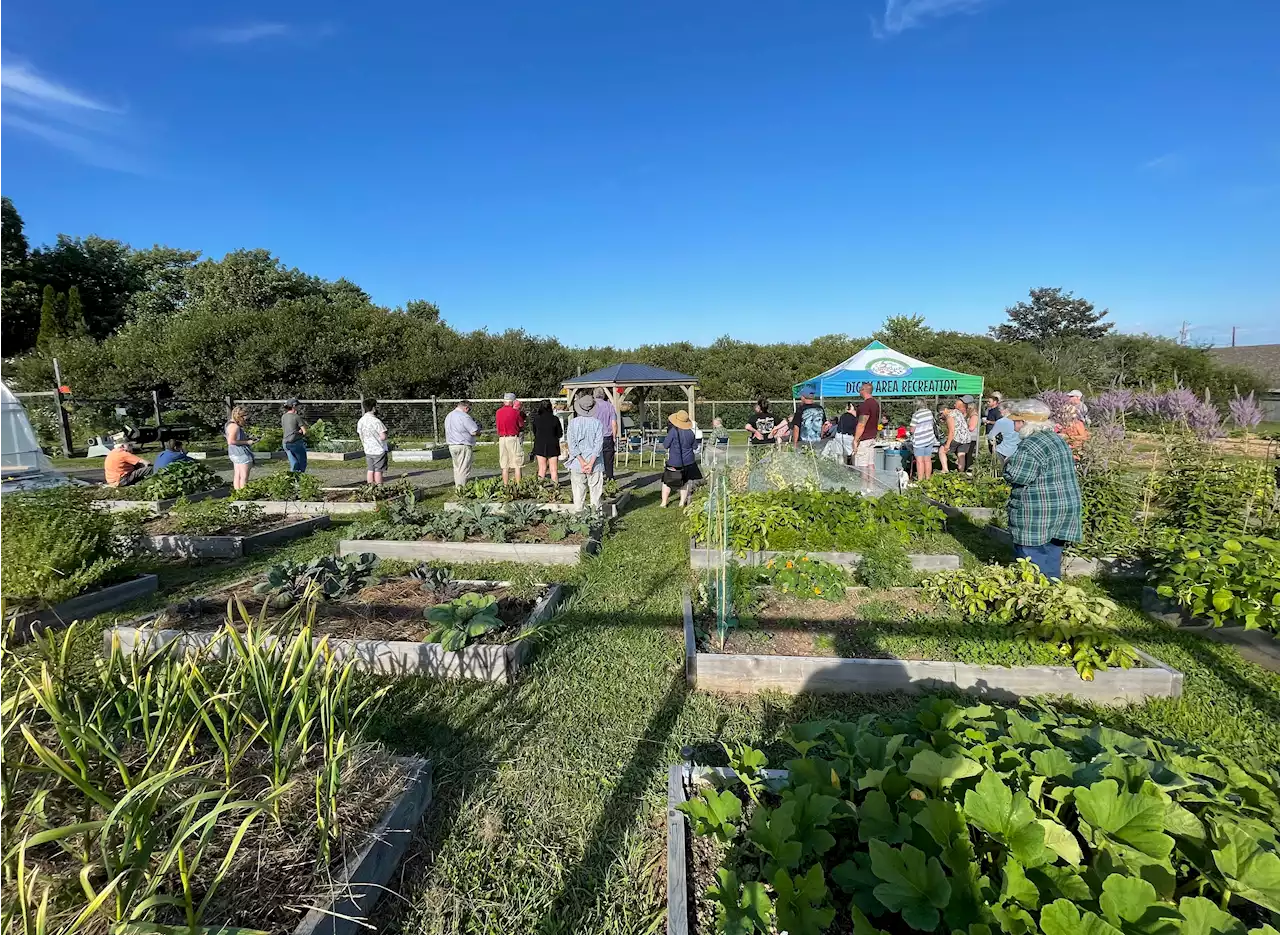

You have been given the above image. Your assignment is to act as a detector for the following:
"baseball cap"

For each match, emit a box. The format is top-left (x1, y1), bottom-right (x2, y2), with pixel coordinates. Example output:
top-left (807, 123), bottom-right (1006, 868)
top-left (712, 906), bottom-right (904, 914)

top-left (960, 395), bottom-right (975, 404)
top-left (799, 385), bottom-right (816, 399)
top-left (503, 392), bottom-right (517, 402)
top-left (285, 397), bottom-right (299, 408)
top-left (1067, 389), bottom-right (1083, 398)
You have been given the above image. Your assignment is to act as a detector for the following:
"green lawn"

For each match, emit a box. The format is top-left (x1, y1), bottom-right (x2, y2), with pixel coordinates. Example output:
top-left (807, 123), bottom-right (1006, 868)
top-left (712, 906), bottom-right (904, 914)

top-left (17, 485), bottom-right (1280, 934)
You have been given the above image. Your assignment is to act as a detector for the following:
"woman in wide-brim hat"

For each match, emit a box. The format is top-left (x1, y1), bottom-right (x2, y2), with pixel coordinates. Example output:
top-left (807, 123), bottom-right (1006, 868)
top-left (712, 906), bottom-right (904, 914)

top-left (660, 409), bottom-right (702, 507)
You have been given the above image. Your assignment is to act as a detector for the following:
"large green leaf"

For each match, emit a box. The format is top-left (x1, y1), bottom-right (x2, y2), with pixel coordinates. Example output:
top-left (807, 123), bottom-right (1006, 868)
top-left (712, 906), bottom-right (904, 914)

top-left (746, 801), bottom-right (802, 875)
top-left (1040, 899), bottom-right (1125, 935)
top-left (677, 788), bottom-right (741, 843)
top-left (1000, 859), bottom-right (1040, 909)
top-left (859, 789), bottom-right (911, 844)
top-left (963, 770), bottom-right (1051, 867)
top-left (1075, 780), bottom-right (1175, 862)
top-left (914, 798), bottom-right (966, 848)
top-left (1176, 897), bottom-right (1245, 935)
top-left (707, 868), bottom-right (771, 935)
top-left (1211, 821), bottom-right (1280, 912)
top-left (868, 839), bottom-right (952, 932)
top-left (1037, 818), bottom-right (1083, 866)
top-left (773, 864), bottom-right (835, 935)
top-left (785, 784), bottom-right (839, 860)
top-left (1097, 874), bottom-right (1179, 935)
top-left (906, 749), bottom-right (983, 792)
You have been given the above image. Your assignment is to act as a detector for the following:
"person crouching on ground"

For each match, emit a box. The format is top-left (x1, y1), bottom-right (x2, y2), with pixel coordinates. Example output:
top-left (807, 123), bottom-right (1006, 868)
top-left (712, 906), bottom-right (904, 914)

top-left (104, 441), bottom-right (152, 487)
top-left (1002, 398), bottom-right (1082, 580)
top-left (567, 393), bottom-right (604, 509)
top-left (496, 392), bottom-right (526, 485)
top-left (153, 439), bottom-right (195, 470)
top-left (356, 398), bottom-right (389, 486)
top-left (660, 409), bottom-right (702, 508)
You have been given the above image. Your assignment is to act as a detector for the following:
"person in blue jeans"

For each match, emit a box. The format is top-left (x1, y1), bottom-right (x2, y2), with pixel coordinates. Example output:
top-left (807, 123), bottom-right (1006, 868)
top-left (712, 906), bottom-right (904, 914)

top-left (281, 398), bottom-right (309, 472)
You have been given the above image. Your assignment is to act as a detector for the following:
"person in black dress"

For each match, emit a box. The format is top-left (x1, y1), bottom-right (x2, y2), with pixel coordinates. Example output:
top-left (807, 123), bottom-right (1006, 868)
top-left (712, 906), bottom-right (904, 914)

top-left (531, 399), bottom-right (563, 485)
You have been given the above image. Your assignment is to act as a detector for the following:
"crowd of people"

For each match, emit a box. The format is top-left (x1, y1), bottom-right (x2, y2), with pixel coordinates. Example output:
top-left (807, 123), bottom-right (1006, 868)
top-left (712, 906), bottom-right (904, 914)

top-left (96, 385), bottom-right (1094, 578)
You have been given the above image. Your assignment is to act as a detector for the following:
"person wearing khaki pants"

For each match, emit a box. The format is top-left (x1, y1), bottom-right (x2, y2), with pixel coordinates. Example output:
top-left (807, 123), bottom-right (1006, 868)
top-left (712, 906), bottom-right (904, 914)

top-left (443, 400), bottom-right (479, 488)
top-left (495, 392), bottom-right (526, 485)
top-left (566, 393), bottom-right (604, 509)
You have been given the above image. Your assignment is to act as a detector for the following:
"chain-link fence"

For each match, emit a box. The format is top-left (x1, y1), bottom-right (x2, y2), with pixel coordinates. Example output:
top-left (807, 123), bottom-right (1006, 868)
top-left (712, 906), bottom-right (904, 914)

top-left (10, 390), bottom-right (934, 456)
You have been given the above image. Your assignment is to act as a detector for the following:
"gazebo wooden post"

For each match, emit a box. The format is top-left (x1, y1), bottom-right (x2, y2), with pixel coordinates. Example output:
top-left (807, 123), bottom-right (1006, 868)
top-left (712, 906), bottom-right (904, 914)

top-left (684, 384), bottom-right (697, 429)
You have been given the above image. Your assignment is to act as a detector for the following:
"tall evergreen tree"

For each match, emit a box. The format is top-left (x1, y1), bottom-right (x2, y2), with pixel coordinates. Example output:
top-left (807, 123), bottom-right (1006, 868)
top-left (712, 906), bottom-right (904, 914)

top-left (64, 286), bottom-right (88, 336)
top-left (36, 285), bottom-right (62, 350)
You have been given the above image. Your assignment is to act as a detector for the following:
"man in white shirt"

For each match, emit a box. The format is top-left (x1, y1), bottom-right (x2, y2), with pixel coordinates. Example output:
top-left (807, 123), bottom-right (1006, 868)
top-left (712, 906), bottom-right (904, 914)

top-left (356, 398), bottom-right (389, 486)
top-left (443, 399), bottom-right (480, 489)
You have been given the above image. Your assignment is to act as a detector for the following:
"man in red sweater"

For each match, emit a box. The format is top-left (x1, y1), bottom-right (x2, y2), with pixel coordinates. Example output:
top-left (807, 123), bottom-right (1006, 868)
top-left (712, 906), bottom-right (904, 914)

top-left (495, 392), bottom-right (526, 485)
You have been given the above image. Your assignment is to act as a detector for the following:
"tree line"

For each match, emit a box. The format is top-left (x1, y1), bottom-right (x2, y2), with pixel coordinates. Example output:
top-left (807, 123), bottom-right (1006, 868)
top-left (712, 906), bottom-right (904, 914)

top-left (0, 196), bottom-right (1261, 408)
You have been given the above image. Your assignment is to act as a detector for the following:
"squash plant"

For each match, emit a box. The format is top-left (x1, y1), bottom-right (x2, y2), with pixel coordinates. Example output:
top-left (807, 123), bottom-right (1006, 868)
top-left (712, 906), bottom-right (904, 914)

top-left (919, 474), bottom-right (1010, 509)
top-left (1153, 533), bottom-right (1280, 633)
top-left (231, 470), bottom-right (322, 502)
top-left (922, 561), bottom-right (1138, 679)
top-left (682, 697), bottom-right (1280, 935)
top-left (422, 592), bottom-right (503, 650)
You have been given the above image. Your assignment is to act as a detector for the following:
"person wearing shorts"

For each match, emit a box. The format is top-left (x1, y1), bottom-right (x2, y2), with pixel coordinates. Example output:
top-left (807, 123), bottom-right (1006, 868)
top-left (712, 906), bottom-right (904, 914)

top-left (495, 392), bottom-right (526, 484)
top-left (909, 399), bottom-right (937, 481)
top-left (356, 398), bottom-right (389, 485)
top-left (852, 382), bottom-right (881, 491)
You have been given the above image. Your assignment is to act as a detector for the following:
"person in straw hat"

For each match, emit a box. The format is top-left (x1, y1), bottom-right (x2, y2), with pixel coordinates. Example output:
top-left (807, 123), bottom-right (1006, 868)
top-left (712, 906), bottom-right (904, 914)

top-left (660, 408), bottom-right (703, 508)
top-left (1001, 398), bottom-right (1081, 579)
top-left (566, 392), bottom-right (605, 510)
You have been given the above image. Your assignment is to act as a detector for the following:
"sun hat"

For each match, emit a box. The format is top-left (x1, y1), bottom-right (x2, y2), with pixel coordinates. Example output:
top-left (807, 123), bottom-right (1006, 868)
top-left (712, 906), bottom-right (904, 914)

top-left (503, 392), bottom-right (517, 402)
top-left (1067, 389), bottom-right (1083, 398)
top-left (573, 394), bottom-right (596, 416)
top-left (1005, 398), bottom-right (1052, 422)
top-left (668, 409), bottom-right (693, 430)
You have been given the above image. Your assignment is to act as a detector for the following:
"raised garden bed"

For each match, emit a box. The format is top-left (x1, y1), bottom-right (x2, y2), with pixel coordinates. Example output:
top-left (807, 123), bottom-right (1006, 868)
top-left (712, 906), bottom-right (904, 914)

top-left (1141, 586), bottom-right (1280, 674)
top-left (681, 592), bottom-right (1183, 702)
top-left (125, 515), bottom-right (332, 559)
top-left (446, 489), bottom-right (632, 519)
top-left (926, 498), bottom-right (998, 522)
top-left (293, 756), bottom-right (433, 935)
top-left (109, 577), bottom-right (566, 681)
top-left (980, 525), bottom-right (1148, 577)
top-left (307, 450), bottom-right (364, 461)
top-left (689, 541), bottom-right (959, 572)
top-left (92, 484), bottom-right (231, 514)
top-left (391, 446), bottom-right (452, 462)
top-left (9, 573), bottom-right (159, 642)
top-left (341, 537), bottom-right (597, 565)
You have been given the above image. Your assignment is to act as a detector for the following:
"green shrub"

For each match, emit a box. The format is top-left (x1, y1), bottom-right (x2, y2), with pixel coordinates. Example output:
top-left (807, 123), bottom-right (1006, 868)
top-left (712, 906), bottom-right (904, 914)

top-left (251, 426), bottom-right (283, 452)
top-left (168, 497), bottom-right (267, 535)
top-left (686, 489), bottom-right (945, 554)
top-left (1154, 532), bottom-right (1280, 633)
top-left (683, 697), bottom-right (1280, 935)
top-left (94, 459), bottom-right (222, 501)
top-left (1075, 464), bottom-right (1143, 558)
top-left (855, 530), bottom-right (914, 588)
top-left (231, 471), bottom-right (322, 502)
top-left (918, 473), bottom-right (1010, 508)
top-left (922, 560), bottom-right (1137, 678)
top-left (1154, 447), bottom-right (1278, 536)
top-left (1, 486), bottom-right (126, 604)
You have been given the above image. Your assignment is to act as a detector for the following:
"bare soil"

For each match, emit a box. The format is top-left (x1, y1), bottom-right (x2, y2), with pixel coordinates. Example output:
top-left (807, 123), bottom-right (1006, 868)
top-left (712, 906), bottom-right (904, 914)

top-left (155, 576), bottom-right (543, 643)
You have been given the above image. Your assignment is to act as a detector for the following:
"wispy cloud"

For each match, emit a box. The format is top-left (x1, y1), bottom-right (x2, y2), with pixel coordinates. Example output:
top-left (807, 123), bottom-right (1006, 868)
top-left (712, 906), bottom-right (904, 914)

top-left (1141, 151), bottom-right (1187, 176)
top-left (1, 57), bottom-right (140, 171)
top-left (194, 21), bottom-right (336, 45)
top-left (873, 0), bottom-right (996, 37)
top-left (1, 61), bottom-right (118, 113)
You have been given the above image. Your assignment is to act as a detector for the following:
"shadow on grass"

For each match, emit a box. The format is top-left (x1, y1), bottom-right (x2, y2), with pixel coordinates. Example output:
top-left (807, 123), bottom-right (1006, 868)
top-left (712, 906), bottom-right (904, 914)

top-left (942, 512), bottom-right (1014, 564)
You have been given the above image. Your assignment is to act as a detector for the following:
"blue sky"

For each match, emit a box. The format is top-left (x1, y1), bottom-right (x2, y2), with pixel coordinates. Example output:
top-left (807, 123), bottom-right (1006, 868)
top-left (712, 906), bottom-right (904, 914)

top-left (3, 0), bottom-right (1278, 348)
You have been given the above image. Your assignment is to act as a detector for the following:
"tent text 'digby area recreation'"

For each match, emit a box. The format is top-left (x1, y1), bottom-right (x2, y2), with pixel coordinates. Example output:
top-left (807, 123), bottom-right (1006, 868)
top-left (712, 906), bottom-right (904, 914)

top-left (792, 341), bottom-right (984, 399)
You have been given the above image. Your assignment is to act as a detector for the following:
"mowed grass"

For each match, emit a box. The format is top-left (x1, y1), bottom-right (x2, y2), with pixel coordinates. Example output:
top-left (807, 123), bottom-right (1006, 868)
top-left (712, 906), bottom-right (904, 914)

top-left (16, 482), bottom-right (1280, 935)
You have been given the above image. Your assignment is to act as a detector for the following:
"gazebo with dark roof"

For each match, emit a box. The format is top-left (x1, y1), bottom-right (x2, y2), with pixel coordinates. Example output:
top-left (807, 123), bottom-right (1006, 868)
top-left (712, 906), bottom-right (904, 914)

top-left (561, 363), bottom-right (700, 428)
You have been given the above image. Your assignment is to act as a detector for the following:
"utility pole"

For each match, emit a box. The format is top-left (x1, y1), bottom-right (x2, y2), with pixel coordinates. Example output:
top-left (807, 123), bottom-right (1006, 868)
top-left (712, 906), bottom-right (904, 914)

top-left (1231, 326), bottom-right (1237, 348)
top-left (1178, 321), bottom-right (1190, 346)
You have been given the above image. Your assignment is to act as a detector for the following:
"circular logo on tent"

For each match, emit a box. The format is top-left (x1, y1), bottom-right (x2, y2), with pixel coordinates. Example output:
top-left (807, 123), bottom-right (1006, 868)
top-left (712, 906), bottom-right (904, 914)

top-left (868, 357), bottom-right (910, 377)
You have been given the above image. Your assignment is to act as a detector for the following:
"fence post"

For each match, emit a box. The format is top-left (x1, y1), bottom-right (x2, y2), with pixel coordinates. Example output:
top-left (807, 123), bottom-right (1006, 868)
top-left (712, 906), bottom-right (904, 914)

top-left (657, 399), bottom-right (663, 428)
top-left (50, 357), bottom-right (73, 458)
top-left (151, 390), bottom-right (163, 428)
top-left (431, 397), bottom-right (439, 445)
top-left (711, 401), bottom-right (717, 424)
top-left (224, 396), bottom-right (234, 420)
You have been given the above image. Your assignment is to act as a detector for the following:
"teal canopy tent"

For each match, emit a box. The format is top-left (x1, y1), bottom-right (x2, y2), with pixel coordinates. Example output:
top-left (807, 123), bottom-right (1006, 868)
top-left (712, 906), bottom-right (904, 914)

top-left (792, 341), bottom-right (984, 399)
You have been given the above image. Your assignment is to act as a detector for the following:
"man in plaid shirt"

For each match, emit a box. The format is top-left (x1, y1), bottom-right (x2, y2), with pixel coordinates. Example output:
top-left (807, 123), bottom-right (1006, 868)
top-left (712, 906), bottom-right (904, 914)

top-left (1002, 399), bottom-right (1081, 579)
